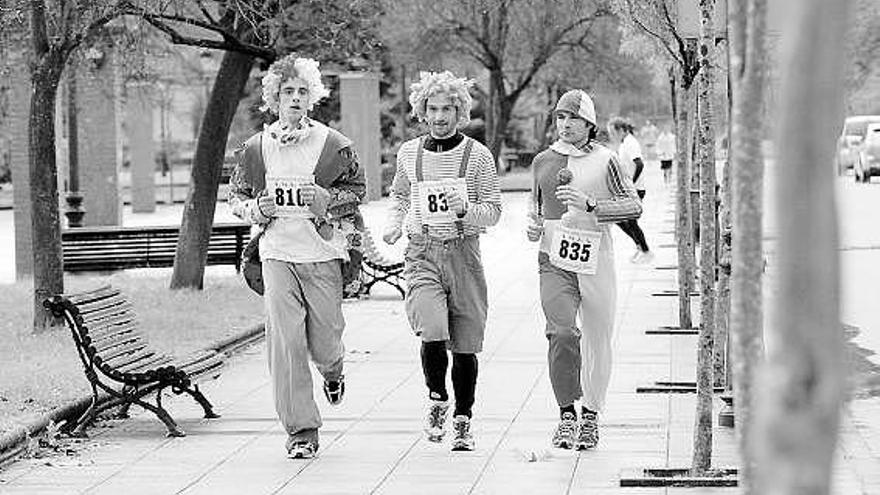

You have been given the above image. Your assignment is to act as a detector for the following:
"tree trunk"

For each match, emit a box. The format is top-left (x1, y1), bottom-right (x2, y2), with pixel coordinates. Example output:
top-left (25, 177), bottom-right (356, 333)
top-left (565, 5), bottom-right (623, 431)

top-left (753, 0), bottom-right (850, 493)
top-left (692, 0), bottom-right (717, 473)
top-left (728, 0), bottom-right (768, 491)
top-left (714, 43), bottom-right (732, 391)
top-left (675, 68), bottom-right (694, 330)
top-left (28, 42), bottom-right (65, 331)
top-left (714, 155), bottom-right (731, 388)
top-left (170, 50), bottom-right (254, 289)
top-left (485, 68), bottom-right (506, 166)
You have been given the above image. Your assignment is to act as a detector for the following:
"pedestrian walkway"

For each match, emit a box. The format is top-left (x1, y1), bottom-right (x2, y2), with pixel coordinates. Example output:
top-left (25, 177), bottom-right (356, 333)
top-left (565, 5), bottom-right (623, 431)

top-left (0, 166), bottom-right (877, 494)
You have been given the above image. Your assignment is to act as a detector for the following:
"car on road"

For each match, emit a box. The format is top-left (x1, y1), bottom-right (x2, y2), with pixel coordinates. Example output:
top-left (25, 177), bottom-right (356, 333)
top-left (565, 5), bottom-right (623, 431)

top-left (837, 115), bottom-right (880, 175)
top-left (854, 123), bottom-right (880, 183)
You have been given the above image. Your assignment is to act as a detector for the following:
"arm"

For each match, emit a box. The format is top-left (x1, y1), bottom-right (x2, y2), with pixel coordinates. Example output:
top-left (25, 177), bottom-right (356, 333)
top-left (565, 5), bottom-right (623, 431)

top-left (227, 142), bottom-right (271, 225)
top-left (595, 153), bottom-right (643, 224)
top-left (631, 157), bottom-right (645, 184)
top-left (384, 147), bottom-right (412, 238)
top-left (526, 157), bottom-right (543, 242)
top-left (324, 147), bottom-right (366, 220)
top-left (461, 151), bottom-right (502, 227)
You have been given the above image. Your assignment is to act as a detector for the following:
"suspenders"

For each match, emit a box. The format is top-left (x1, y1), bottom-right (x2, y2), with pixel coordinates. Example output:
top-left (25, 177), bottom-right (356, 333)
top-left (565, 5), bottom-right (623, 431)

top-left (415, 136), bottom-right (474, 237)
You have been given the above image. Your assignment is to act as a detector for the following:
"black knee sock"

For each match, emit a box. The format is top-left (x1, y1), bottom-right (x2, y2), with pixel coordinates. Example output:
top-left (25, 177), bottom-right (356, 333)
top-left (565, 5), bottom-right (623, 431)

top-left (452, 353), bottom-right (478, 418)
top-left (421, 341), bottom-right (448, 402)
top-left (560, 404), bottom-right (577, 419)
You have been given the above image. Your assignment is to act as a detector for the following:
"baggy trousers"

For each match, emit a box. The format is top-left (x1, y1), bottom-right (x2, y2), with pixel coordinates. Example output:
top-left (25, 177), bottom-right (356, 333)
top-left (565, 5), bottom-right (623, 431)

top-left (538, 246), bottom-right (617, 412)
top-left (263, 259), bottom-right (345, 442)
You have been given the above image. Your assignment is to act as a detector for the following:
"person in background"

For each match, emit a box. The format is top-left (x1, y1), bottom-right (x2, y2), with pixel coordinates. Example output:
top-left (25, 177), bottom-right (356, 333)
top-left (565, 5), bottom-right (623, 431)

top-left (656, 124), bottom-right (676, 186)
top-left (608, 117), bottom-right (654, 264)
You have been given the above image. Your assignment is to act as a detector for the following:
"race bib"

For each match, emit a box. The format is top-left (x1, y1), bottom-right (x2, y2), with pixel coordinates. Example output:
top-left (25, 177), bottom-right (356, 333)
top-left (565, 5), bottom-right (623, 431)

top-left (418, 178), bottom-right (468, 225)
top-left (267, 175), bottom-right (315, 218)
top-left (549, 225), bottom-right (602, 275)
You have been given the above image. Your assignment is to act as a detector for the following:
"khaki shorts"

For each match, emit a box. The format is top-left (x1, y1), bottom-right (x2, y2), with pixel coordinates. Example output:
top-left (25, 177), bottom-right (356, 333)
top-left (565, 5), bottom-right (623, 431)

top-left (403, 234), bottom-right (488, 353)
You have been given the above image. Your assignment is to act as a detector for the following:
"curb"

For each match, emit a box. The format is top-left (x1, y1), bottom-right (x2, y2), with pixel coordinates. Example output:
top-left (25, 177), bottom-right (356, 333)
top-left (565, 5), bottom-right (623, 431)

top-left (0, 321), bottom-right (265, 470)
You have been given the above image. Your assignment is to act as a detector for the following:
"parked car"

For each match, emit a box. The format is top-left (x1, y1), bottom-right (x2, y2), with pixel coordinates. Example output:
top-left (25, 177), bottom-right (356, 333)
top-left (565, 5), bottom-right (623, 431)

top-left (854, 123), bottom-right (880, 183)
top-left (837, 115), bottom-right (880, 175)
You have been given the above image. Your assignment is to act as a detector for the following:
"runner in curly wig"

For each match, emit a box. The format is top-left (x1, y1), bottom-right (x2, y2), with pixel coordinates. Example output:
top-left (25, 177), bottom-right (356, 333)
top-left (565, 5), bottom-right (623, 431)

top-left (260, 55), bottom-right (331, 114)
top-left (408, 71), bottom-right (474, 128)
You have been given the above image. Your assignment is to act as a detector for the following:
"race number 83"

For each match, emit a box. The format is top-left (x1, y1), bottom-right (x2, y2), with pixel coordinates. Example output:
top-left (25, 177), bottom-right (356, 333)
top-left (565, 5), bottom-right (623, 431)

top-left (427, 192), bottom-right (449, 213)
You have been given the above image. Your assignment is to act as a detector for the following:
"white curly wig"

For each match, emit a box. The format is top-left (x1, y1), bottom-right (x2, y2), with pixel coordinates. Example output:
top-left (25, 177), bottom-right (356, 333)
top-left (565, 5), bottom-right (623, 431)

top-left (260, 55), bottom-right (330, 114)
top-left (409, 71), bottom-right (475, 127)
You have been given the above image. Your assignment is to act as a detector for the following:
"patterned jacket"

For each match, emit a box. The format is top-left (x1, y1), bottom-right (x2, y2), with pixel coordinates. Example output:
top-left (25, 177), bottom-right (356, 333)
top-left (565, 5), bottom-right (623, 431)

top-left (228, 123), bottom-right (366, 292)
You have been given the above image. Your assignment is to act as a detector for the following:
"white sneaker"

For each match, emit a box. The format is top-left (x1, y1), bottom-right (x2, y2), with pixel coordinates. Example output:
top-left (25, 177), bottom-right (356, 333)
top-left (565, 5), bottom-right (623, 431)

top-left (633, 251), bottom-right (655, 264)
top-left (630, 249), bottom-right (641, 263)
top-left (424, 400), bottom-right (450, 442)
top-left (451, 415), bottom-right (475, 451)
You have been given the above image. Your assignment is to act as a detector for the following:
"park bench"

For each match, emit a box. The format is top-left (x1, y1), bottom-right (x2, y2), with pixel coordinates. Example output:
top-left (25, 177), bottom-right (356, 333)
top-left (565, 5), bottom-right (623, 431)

top-left (62, 223), bottom-right (250, 272)
top-left (360, 227), bottom-right (405, 298)
top-left (43, 285), bottom-right (224, 438)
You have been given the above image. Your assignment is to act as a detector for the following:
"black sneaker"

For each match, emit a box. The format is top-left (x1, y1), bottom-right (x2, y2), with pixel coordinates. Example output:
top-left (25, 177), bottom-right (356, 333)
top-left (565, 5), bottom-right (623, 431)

top-left (286, 440), bottom-right (318, 459)
top-left (323, 375), bottom-right (345, 405)
top-left (551, 412), bottom-right (578, 449)
top-left (450, 415), bottom-right (475, 451)
top-left (576, 411), bottom-right (598, 450)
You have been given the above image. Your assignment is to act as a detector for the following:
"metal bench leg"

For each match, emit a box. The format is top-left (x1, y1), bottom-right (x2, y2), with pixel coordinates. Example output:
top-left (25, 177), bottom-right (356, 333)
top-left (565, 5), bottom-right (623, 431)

top-left (116, 385), bottom-right (135, 419)
top-left (123, 389), bottom-right (185, 437)
top-left (392, 276), bottom-right (405, 298)
top-left (184, 384), bottom-right (221, 419)
top-left (70, 383), bottom-right (100, 438)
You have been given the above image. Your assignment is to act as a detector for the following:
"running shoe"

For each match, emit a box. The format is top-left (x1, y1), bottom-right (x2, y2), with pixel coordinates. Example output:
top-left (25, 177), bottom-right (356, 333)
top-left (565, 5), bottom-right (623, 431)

top-left (633, 250), bottom-right (655, 264)
top-left (450, 415), bottom-right (475, 451)
top-left (286, 440), bottom-right (318, 459)
top-left (576, 411), bottom-right (599, 450)
top-left (551, 412), bottom-right (578, 449)
top-left (424, 400), bottom-right (450, 442)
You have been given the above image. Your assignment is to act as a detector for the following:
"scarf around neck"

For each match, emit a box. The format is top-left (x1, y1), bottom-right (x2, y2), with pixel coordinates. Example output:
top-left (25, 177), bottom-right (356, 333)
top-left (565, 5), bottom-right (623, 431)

top-left (268, 117), bottom-right (312, 146)
top-left (549, 138), bottom-right (594, 157)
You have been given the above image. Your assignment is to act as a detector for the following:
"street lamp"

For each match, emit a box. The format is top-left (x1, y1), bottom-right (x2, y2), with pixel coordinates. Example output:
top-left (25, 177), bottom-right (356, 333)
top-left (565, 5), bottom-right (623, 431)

top-left (64, 68), bottom-right (85, 227)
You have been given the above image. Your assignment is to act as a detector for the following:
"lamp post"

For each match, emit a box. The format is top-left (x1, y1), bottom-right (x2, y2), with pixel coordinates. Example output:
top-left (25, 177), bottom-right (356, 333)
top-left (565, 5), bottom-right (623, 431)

top-left (64, 68), bottom-right (85, 227)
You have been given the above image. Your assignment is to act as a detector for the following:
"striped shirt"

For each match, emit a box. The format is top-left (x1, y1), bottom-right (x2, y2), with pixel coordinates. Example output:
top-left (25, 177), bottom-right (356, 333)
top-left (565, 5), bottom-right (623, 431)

top-left (387, 135), bottom-right (502, 239)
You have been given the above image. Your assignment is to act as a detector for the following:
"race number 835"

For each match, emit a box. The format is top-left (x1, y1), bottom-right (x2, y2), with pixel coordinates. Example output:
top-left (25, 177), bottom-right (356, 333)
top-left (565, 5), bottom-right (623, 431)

top-left (558, 238), bottom-right (592, 262)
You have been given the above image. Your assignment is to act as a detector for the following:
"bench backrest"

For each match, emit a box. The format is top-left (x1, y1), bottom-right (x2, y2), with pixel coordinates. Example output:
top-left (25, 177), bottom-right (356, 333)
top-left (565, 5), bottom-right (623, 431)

top-left (62, 223), bottom-right (250, 271)
top-left (45, 285), bottom-right (183, 386)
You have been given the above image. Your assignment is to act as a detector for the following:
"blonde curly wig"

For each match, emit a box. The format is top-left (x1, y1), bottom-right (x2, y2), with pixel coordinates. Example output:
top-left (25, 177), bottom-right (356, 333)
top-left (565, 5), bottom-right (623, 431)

top-left (408, 71), bottom-right (475, 127)
top-left (260, 55), bottom-right (330, 114)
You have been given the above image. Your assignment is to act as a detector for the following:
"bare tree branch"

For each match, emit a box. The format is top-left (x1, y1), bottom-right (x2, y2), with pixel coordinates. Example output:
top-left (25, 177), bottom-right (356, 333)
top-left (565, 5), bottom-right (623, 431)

top-left (135, 13), bottom-right (273, 59)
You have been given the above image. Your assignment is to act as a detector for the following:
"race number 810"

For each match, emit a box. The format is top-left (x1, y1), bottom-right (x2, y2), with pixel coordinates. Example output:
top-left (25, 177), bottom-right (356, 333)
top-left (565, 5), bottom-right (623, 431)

top-left (558, 239), bottom-right (591, 262)
top-left (274, 187), bottom-right (306, 207)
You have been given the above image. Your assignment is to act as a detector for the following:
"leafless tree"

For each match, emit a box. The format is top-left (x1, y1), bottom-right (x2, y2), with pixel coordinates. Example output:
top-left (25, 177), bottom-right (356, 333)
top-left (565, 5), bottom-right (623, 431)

top-left (727, 0), bottom-right (768, 491)
top-left (383, 0), bottom-right (611, 162)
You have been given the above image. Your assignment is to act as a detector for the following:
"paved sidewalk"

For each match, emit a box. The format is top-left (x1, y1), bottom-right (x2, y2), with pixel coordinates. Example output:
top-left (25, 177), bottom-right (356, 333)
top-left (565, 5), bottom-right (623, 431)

top-left (0, 167), bottom-right (877, 494)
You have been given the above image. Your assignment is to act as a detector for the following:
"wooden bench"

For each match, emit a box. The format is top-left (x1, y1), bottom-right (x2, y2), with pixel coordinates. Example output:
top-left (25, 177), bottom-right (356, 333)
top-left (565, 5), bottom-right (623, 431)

top-left (62, 223), bottom-right (251, 272)
top-left (360, 228), bottom-right (405, 298)
top-left (43, 285), bottom-right (224, 437)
